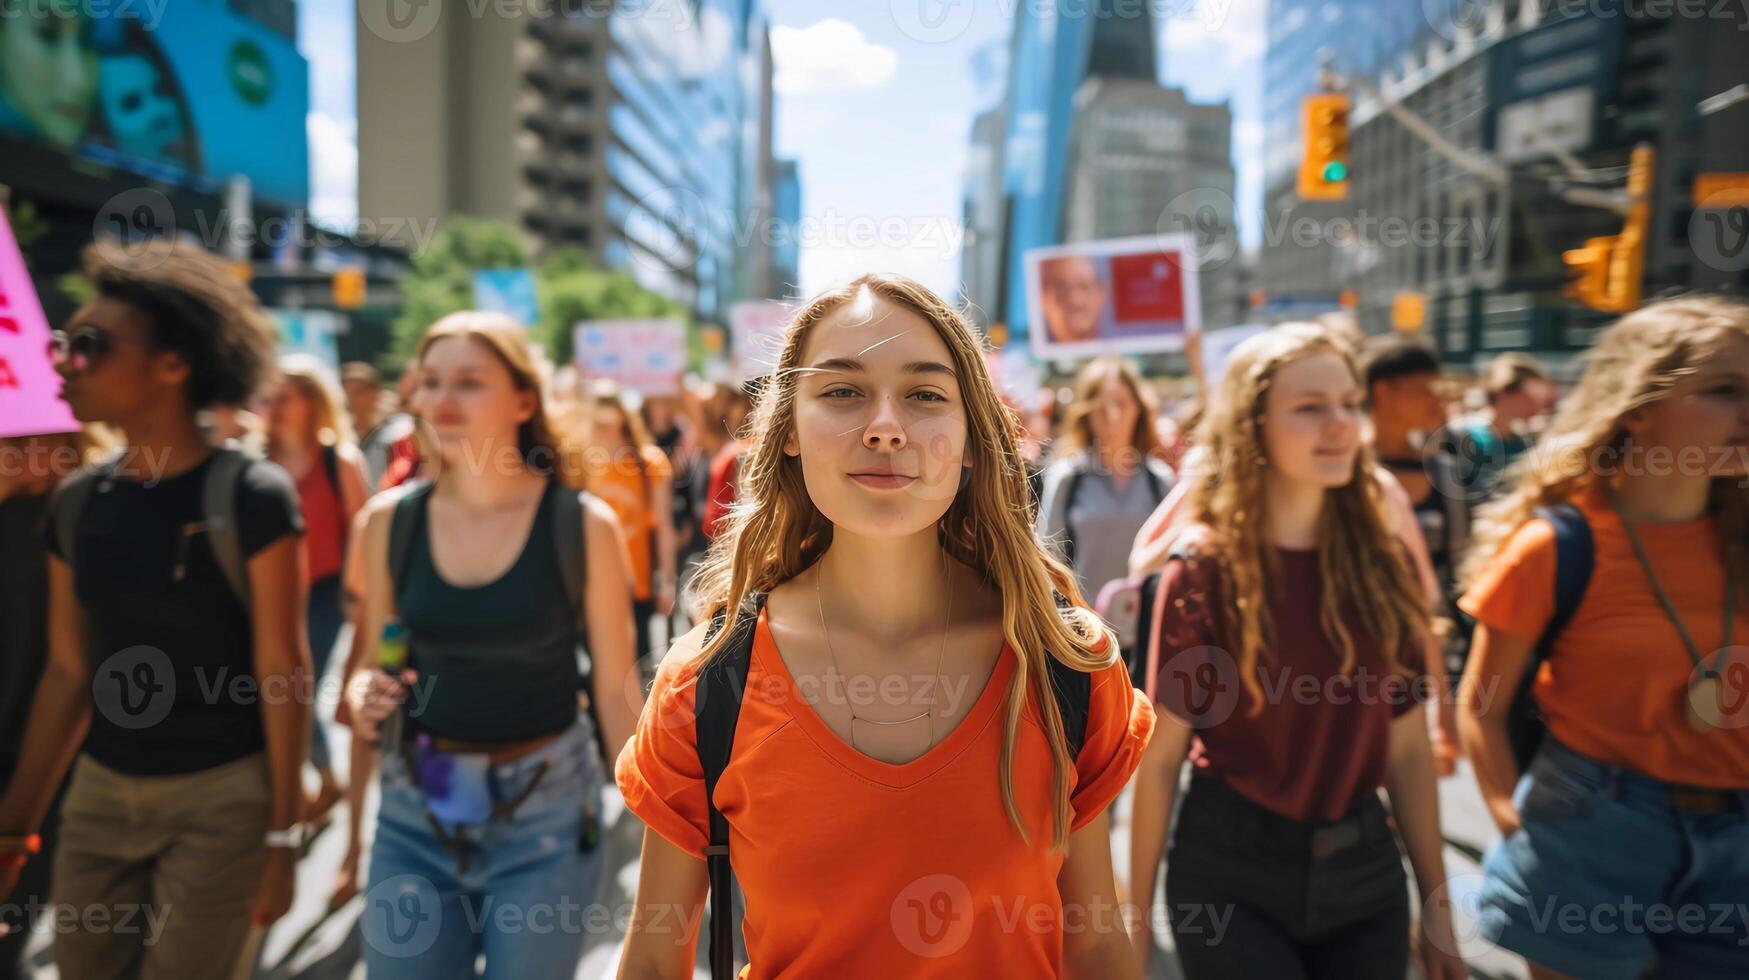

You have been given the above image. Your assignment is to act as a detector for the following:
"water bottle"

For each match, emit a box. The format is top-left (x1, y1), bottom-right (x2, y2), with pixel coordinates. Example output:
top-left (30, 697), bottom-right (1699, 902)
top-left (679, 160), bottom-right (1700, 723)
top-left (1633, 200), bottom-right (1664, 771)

top-left (377, 621), bottom-right (409, 754)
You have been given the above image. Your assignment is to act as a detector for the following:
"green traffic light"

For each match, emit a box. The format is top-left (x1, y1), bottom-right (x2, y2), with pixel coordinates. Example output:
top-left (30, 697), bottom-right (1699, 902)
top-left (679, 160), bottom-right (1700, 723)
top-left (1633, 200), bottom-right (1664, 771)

top-left (1322, 161), bottom-right (1348, 183)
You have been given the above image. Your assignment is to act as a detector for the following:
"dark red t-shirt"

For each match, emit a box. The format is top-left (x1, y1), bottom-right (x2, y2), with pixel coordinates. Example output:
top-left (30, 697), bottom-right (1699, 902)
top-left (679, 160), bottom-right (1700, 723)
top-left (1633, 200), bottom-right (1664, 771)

top-left (701, 440), bottom-right (743, 541)
top-left (1146, 547), bottom-right (1426, 823)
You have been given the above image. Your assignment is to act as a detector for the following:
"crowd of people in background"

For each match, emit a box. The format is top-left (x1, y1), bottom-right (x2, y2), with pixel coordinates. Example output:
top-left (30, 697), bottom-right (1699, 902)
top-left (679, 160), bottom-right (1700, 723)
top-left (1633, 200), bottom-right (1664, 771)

top-left (0, 235), bottom-right (1745, 979)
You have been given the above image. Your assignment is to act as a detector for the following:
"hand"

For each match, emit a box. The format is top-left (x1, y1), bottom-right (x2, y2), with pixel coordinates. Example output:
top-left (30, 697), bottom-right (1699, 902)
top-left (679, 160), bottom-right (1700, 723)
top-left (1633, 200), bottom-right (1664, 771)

top-left (252, 849), bottom-right (296, 927)
top-left (1431, 729), bottom-right (1460, 778)
top-left (346, 668), bottom-right (417, 742)
top-left (1414, 908), bottom-right (1467, 980)
top-left (1487, 798), bottom-right (1521, 839)
top-left (329, 842), bottom-right (362, 911)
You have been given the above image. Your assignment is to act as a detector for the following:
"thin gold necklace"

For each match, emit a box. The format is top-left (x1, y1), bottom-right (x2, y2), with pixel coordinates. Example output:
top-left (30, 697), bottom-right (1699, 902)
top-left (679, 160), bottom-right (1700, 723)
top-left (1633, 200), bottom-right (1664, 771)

top-left (814, 553), bottom-right (955, 752)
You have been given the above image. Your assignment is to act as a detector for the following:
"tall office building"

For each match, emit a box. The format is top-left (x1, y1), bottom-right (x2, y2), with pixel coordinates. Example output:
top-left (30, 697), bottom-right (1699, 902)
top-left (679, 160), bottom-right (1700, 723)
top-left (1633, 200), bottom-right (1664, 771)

top-left (1062, 78), bottom-right (1239, 328)
top-left (357, 0), bottom-right (778, 324)
top-left (770, 157), bottom-right (801, 299)
top-left (1259, 0), bottom-right (1749, 360)
top-left (993, 0), bottom-right (1160, 338)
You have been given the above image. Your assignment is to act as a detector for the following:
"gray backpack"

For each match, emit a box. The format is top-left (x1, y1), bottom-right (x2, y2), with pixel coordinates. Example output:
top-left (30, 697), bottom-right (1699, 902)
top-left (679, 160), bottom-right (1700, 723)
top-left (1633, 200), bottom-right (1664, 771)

top-left (50, 447), bottom-right (256, 609)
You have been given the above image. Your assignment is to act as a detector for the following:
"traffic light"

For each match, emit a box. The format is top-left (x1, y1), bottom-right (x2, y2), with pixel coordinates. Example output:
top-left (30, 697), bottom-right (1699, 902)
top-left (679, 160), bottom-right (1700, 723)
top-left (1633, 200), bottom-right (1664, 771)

top-left (1298, 93), bottom-right (1351, 201)
top-left (333, 268), bottom-right (367, 310)
top-left (1563, 145), bottom-right (1653, 314)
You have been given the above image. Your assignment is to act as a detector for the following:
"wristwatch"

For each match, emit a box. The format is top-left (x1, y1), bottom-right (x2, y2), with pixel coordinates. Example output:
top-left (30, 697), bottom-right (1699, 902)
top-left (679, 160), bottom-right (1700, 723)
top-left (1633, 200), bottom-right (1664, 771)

top-left (263, 824), bottom-right (308, 849)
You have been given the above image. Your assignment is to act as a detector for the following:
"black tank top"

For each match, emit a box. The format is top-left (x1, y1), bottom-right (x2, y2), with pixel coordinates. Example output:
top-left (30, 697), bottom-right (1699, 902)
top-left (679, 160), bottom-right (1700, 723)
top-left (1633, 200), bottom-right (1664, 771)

top-left (396, 480), bottom-right (580, 742)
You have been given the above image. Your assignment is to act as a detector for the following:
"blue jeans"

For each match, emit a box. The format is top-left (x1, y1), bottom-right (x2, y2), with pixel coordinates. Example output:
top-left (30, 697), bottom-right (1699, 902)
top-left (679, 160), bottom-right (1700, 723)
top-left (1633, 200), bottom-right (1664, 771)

top-left (1479, 738), bottom-right (1749, 980)
top-left (306, 574), bottom-right (344, 772)
top-left (361, 718), bottom-right (607, 979)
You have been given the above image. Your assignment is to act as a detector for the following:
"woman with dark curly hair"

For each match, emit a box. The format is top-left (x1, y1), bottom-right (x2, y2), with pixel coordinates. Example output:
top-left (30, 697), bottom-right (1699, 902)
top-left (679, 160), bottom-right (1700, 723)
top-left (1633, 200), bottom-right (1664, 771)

top-left (0, 239), bottom-right (309, 979)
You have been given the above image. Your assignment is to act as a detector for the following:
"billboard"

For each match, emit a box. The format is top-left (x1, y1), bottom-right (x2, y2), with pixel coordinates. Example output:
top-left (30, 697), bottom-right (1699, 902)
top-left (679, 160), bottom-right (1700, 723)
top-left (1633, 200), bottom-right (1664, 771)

top-left (473, 269), bottom-right (540, 328)
top-left (0, 2), bottom-right (310, 203)
top-left (1024, 234), bottom-right (1202, 361)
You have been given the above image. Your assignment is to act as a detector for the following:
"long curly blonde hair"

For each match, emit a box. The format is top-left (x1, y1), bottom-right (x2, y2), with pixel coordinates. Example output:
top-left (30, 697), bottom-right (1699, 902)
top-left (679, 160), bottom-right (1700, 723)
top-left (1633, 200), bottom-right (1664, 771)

top-left (686, 274), bottom-right (1117, 851)
top-left (1461, 296), bottom-right (1749, 599)
top-left (1190, 323), bottom-right (1430, 712)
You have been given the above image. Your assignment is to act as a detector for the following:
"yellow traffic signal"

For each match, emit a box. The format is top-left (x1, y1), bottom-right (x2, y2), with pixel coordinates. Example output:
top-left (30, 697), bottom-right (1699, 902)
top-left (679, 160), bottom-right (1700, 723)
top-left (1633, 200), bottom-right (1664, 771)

top-left (1392, 291), bottom-right (1427, 332)
top-left (1298, 93), bottom-right (1351, 201)
top-left (1563, 145), bottom-right (1652, 314)
top-left (333, 268), bottom-right (367, 310)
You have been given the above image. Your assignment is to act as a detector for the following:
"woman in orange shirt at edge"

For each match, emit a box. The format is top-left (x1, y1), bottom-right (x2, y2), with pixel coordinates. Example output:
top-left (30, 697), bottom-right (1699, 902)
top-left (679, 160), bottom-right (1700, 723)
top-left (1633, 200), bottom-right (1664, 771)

top-left (1457, 297), bottom-right (1749, 980)
top-left (614, 275), bottom-right (1156, 979)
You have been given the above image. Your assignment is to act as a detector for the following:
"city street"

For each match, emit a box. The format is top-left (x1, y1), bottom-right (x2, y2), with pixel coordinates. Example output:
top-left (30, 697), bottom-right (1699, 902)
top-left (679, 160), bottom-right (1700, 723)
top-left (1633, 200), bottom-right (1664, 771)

top-left (13, 696), bottom-right (1530, 980)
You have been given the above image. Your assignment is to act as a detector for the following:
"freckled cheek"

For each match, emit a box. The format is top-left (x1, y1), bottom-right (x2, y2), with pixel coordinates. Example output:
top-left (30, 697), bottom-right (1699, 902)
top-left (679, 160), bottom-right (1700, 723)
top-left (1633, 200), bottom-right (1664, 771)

top-left (906, 415), bottom-right (969, 486)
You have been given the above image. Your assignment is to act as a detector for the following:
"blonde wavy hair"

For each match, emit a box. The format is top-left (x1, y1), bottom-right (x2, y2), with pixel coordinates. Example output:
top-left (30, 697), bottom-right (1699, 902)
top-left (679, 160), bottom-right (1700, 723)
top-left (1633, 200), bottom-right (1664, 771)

top-left (1189, 323), bottom-right (1430, 712)
top-left (1461, 296), bottom-right (1749, 599)
top-left (271, 354), bottom-right (355, 451)
top-left (687, 274), bottom-right (1117, 851)
top-left (1052, 355), bottom-right (1165, 464)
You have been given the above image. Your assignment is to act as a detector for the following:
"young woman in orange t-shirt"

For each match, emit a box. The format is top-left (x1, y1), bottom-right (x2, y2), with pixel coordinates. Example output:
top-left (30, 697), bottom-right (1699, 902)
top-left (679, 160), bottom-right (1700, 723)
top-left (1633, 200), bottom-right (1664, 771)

top-left (615, 275), bottom-right (1155, 978)
top-left (1457, 297), bottom-right (1749, 980)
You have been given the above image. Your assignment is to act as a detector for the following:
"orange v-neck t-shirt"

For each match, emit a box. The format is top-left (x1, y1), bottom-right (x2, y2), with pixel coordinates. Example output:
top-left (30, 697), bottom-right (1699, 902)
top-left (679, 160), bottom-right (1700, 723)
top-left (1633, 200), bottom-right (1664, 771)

top-left (615, 608), bottom-right (1155, 978)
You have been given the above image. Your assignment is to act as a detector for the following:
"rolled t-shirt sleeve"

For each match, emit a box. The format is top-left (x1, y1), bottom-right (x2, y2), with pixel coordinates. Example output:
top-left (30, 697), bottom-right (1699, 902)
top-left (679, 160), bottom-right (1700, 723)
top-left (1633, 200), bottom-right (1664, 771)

top-left (1069, 660), bottom-right (1155, 831)
top-left (1458, 518), bottom-right (1557, 646)
top-left (615, 653), bottom-right (712, 859)
top-left (237, 458), bottom-right (305, 557)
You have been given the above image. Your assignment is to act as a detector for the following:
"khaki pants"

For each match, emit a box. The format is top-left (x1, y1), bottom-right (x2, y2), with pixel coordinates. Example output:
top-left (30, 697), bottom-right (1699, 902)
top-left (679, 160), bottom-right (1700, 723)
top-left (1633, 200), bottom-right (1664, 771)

top-left (51, 752), bottom-right (270, 980)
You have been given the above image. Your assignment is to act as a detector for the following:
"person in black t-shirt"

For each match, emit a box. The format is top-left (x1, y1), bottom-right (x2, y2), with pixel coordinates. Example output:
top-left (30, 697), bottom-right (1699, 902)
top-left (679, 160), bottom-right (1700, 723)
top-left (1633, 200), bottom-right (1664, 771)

top-left (0, 239), bottom-right (308, 980)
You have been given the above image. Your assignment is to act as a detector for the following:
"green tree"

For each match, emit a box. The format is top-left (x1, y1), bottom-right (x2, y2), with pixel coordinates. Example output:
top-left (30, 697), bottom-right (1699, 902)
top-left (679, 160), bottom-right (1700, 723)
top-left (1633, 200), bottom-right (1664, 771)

top-left (389, 219), bottom-right (685, 369)
top-left (388, 217), bottom-right (530, 363)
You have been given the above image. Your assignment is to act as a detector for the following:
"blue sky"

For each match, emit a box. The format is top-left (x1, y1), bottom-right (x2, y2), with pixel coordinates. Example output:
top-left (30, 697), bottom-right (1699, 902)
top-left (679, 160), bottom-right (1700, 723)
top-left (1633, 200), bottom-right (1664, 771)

top-left (299, 0), bottom-right (1267, 300)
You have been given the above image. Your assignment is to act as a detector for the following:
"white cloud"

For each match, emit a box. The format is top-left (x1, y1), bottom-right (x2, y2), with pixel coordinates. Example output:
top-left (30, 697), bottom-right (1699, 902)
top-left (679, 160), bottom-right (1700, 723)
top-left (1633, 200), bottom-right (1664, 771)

top-left (1163, 0), bottom-right (1267, 70)
top-left (307, 110), bottom-right (358, 230)
top-left (771, 19), bottom-right (897, 95)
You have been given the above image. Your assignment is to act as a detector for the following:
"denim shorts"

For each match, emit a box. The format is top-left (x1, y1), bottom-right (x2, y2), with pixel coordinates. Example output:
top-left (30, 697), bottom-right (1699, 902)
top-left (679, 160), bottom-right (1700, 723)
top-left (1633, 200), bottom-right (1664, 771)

top-left (1478, 738), bottom-right (1749, 980)
top-left (361, 716), bottom-right (608, 980)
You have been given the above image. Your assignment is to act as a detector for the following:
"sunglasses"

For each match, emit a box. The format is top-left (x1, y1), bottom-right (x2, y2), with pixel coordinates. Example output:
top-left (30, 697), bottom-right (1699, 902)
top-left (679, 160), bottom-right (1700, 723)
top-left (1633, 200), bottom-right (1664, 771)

top-left (47, 326), bottom-right (151, 373)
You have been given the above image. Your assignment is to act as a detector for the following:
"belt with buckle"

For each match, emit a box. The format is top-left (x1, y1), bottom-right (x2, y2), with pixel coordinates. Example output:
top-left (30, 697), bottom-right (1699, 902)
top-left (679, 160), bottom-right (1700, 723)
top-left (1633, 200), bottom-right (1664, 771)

top-left (1669, 788), bottom-right (1740, 814)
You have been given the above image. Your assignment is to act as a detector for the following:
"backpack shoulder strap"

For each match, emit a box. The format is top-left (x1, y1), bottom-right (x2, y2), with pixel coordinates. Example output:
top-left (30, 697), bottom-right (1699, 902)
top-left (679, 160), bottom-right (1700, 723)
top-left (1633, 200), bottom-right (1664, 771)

top-left (203, 448), bottom-right (254, 611)
top-left (322, 443), bottom-right (340, 495)
top-left (49, 449), bottom-right (123, 571)
top-left (694, 592), bottom-right (765, 980)
top-left (1531, 503), bottom-right (1594, 659)
top-left (1436, 455), bottom-right (1470, 562)
top-left (1045, 655), bottom-right (1092, 760)
top-left (1060, 465), bottom-right (1087, 564)
top-left (550, 483), bottom-right (588, 633)
top-left (387, 480), bottom-right (436, 603)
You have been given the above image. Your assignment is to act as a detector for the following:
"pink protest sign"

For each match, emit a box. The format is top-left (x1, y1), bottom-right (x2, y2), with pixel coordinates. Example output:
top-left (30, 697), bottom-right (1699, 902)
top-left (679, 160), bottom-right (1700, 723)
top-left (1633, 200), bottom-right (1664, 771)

top-left (0, 207), bottom-right (79, 438)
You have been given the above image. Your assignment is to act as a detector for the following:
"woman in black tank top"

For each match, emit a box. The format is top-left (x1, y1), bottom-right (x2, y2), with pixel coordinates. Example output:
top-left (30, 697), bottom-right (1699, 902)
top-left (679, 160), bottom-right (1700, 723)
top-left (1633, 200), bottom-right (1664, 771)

top-left (341, 312), bottom-right (642, 978)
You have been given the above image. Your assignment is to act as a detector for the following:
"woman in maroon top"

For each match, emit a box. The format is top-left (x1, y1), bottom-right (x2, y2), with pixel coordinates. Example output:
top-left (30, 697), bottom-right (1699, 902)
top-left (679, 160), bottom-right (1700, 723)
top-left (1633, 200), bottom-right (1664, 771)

top-left (265, 355), bottom-right (370, 823)
top-left (1125, 323), bottom-right (1464, 980)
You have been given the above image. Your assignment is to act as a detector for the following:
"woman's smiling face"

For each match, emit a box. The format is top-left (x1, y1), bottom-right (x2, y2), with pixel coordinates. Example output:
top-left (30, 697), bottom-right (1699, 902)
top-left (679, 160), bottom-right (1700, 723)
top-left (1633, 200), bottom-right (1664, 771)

top-left (784, 290), bottom-right (971, 538)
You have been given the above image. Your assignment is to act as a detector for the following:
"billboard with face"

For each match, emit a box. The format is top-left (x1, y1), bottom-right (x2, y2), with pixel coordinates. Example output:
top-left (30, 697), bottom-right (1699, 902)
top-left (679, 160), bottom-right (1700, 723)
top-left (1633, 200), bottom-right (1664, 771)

top-left (0, 0), bottom-right (309, 203)
top-left (1024, 234), bottom-right (1203, 361)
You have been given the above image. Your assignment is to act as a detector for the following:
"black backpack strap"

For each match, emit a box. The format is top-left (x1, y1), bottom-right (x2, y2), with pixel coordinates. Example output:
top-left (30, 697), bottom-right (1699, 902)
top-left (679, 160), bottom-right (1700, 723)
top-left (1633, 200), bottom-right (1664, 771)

top-left (694, 592), bottom-right (765, 980)
top-left (387, 480), bottom-right (436, 605)
top-left (1045, 655), bottom-right (1092, 760)
top-left (1129, 570), bottom-right (1162, 691)
top-left (1060, 467), bottom-right (1086, 567)
top-left (550, 483), bottom-right (588, 634)
top-left (202, 448), bottom-right (253, 610)
top-left (321, 443), bottom-right (341, 495)
top-left (1508, 503), bottom-right (1594, 769)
